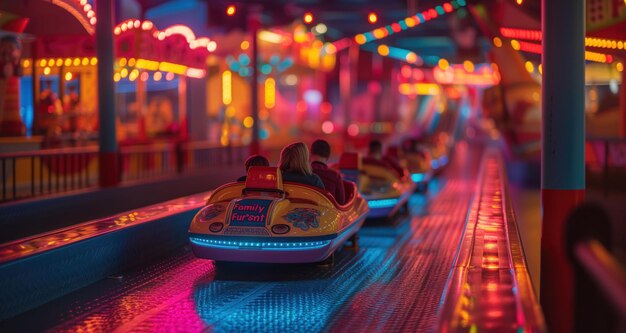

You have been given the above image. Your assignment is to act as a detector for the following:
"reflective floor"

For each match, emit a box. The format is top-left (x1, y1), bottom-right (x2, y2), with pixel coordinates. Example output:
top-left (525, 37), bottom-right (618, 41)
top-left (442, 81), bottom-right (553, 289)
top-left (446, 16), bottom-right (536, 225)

top-left (2, 143), bottom-right (482, 333)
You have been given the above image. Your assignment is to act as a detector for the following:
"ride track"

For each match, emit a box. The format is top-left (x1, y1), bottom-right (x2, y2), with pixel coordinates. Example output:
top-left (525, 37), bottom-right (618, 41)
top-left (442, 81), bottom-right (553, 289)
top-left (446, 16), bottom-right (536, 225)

top-left (1, 143), bottom-right (482, 333)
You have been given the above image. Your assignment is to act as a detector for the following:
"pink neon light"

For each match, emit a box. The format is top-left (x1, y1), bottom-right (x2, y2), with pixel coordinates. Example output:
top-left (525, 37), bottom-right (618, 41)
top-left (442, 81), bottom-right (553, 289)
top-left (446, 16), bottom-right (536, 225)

top-left (51, 0), bottom-right (96, 34)
top-left (164, 25), bottom-right (197, 43)
top-left (114, 20), bottom-right (217, 53)
top-left (500, 27), bottom-right (541, 41)
top-left (518, 41), bottom-right (542, 54)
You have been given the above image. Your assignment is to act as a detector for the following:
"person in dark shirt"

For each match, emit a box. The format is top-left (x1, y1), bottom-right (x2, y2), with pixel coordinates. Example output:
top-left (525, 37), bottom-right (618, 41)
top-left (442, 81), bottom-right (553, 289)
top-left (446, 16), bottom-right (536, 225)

top-left (363, 140), bottom-right (405, 178)
top-left (310, 139), bottom-right (346, 204)
top-left (237, 154), bottom-right (270, 182)
top-left (279, 142), bottom-right (325, 189)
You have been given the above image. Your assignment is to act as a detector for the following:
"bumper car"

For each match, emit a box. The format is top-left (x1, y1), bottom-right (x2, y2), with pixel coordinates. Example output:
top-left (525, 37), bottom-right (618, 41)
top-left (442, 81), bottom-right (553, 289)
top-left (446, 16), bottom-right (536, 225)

top-left (429, 133), bottom-right (451, 173)
top-left (404, 146), bottom-right (434, 191)
top-left (339, 153), bottom-right (415, 219)
top-left (189, 166), bottom-right (369, 264)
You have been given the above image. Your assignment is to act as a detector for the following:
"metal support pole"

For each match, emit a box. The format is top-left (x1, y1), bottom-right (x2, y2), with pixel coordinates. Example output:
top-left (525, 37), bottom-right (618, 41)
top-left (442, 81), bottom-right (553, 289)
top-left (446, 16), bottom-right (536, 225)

top-left (248, 12), bottom-right (260, 155)
top-left (96, 0), bottom-right (118, 187)
top-left (540, 0), bottom-right (586, 331)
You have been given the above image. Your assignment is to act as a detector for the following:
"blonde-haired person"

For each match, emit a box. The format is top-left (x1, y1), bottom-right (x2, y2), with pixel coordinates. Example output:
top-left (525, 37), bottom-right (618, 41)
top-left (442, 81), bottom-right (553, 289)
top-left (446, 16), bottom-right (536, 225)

top-left (279, 142), bottom-right (325, 189)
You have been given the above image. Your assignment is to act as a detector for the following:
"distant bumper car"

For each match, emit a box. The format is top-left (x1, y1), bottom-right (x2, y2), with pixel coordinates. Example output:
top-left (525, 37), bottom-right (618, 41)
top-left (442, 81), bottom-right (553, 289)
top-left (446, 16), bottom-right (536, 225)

top-left (189, 167), bottom-right (369, 264)
top-left (429, 133), bottom-right (451, 173)
top-left (404, 147), bottom-right (434, 191)
top-left (339, 153), bottom-right (415, 219)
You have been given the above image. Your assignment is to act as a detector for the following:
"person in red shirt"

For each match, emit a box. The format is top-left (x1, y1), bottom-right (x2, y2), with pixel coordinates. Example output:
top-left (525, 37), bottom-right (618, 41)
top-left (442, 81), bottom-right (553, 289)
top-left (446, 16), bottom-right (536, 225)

top-left (310, 139), bottom-right (346, 205)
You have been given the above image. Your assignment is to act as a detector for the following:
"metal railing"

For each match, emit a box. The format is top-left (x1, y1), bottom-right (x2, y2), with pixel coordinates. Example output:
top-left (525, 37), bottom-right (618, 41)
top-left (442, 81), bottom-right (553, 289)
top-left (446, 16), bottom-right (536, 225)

top-left (0, 142), bottom-right (248, 203)
top-left (0, 147), bottom-right (98, 203)
top-left (566, 202), bottom-right (626, 333)
top-left (119, 142), bottom-right (179, 182)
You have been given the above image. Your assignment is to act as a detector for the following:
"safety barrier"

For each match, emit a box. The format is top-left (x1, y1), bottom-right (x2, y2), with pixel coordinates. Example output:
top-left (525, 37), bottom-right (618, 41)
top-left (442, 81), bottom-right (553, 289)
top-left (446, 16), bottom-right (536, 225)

top-left (0, 142), bottom-right (248, 203)
top-left (0, 192), bottom-right (208, 321)
top-left (437, 149), bottom-right (546, 332)
top-left (565, 203), bottom-right (626, 333)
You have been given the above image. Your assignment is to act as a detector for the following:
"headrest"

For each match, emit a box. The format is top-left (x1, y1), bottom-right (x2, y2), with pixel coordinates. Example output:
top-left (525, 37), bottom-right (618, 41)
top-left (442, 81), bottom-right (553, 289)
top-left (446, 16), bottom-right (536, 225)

top-left (386, 146), bottom-right (400, 158)
top-left (245, 166), bottom-right (283, 191)
top-left (339, 152), bottom-right (361, 170)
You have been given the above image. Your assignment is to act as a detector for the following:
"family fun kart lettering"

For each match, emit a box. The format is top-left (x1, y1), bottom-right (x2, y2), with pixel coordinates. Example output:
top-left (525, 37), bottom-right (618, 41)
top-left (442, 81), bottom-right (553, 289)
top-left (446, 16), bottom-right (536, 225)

top-left (229, 199), bottom-right (273, 226)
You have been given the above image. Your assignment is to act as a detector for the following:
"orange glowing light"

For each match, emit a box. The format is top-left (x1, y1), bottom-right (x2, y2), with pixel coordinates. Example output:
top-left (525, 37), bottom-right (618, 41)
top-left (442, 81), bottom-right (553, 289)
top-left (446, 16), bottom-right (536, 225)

top-left (438, 58), bottom-right (449, 70)
top-left (493, 37), bottom-right (502, 48)
top-left (368, 12), bottom-right (378, 24)
top-left (324, 43), bottom-right (337, 55)
top-left (377, 44), bottom-right (390, 56)
top-left (405, 52), bottom-right (418, 64)
top-left (303, 12), bottom-right (314, 24)
top-left (510, 39), bottom-right (521, 50)
top-left (463, 60), bottom-right (474, 72)
top-left (226, 5), bottom-right (236, 16)
top-left (355, 34), bottom-right (367, 45)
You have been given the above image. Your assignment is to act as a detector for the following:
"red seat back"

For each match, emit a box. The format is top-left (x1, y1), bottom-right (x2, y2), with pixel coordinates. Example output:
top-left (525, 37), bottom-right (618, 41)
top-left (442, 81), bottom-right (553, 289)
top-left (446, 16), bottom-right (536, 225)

top-left (386, 146), bottom-right (401, 159)
top-left (339, 152), bottom-right (360, 170)
top-left (339, 152), bottom-right (361, 183)
top-left (244, 166), bottom-right (283, 196)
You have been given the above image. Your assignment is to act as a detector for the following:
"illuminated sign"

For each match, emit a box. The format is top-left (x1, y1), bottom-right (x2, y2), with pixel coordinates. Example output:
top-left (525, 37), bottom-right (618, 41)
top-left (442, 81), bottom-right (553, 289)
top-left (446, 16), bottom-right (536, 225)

top-left (228, 198), bottom-right (273, 227)
top-left (433, 64), bottom-right (501, 86)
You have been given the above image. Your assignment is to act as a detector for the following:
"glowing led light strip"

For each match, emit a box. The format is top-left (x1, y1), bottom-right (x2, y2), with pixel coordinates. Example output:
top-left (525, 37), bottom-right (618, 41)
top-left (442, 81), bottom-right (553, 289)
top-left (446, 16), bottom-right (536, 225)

top-left (336, 0), bottom-right (466, 51)
top-left (117, 58), bottom-right (206, 78)
top-left (190, 237), bottom-right (331, 250)
top-left (51, 0), bottom-right (95, 34)
top-left (114, 20), bottom-right (217, 52)
top-left (432, 64), bottom-right (501, 86)
top-left (368, 198), bottom-right (400, 209)
top-left (399, 83), bottom-right (441, 96)
top-left (500, 27), bottom-right (626, 50)
top-left (503, 40), bottom-right (615, 63)
top-left (372, 44), bottom-right (423, 65)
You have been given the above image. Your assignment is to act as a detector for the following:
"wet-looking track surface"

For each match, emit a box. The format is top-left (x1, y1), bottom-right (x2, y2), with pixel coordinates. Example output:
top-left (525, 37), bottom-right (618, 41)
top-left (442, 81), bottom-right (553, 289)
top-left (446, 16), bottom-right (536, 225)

top-left (2, 144), bottom-right (481, 333)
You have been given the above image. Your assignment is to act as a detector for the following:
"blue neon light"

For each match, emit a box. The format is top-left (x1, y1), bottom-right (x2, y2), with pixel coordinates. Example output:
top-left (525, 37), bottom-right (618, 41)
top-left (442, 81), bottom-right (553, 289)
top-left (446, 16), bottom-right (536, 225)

top-left (431, 159), bottom-right (440, 169)
top-left (411, 173), bottom-right (425, 182)
top-left (190, 237), bottom-right (330, 250)
top-left (368, 198), bottom-right (399, 209)
top-left (431, 156), bottom-right (448, 170)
